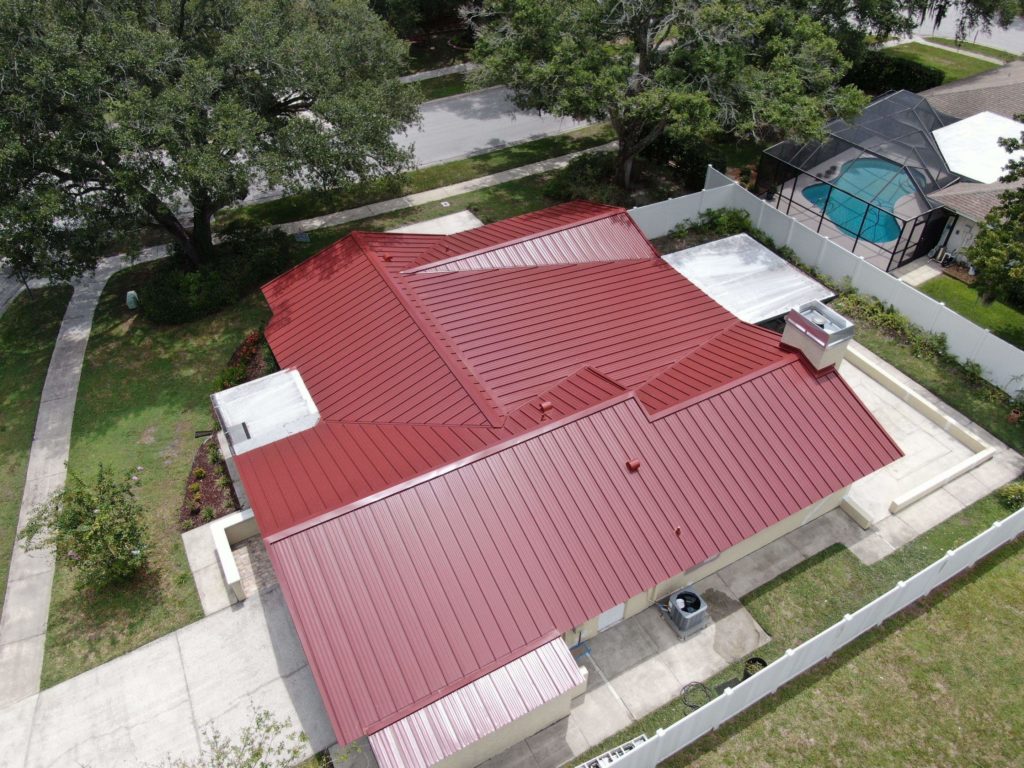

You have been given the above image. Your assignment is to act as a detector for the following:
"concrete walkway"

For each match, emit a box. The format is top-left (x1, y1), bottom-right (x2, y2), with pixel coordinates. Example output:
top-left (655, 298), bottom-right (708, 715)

top-left (398, 62), bottom-right (478, 83)
top-left (0, 586), bottom-right (334, 768)
top-left (0, 249), bottom-right (165, 709)
top-left (277, 141), bottom-right (615, 236)
top-left (882, 35), bottom-right (1010, 65)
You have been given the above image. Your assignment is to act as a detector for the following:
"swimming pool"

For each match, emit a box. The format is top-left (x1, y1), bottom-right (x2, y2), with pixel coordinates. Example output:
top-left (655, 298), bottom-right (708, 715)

top-left (802, 158), bottom-right (915, 243)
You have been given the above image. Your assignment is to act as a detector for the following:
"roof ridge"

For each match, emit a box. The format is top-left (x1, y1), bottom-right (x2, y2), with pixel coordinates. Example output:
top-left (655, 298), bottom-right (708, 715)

top-left (401, 204), bottom-right (636, 275)
top-left (354, 231), bottom-right (507, 429)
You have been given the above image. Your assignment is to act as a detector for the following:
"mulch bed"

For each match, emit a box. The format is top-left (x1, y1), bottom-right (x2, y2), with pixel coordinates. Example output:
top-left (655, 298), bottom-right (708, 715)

top-left (178, 437), bottom-right (239, 531)
top-left (942, 262), bottom-right (976, 285)
top-left (218, 329), bottom-right (277, 390)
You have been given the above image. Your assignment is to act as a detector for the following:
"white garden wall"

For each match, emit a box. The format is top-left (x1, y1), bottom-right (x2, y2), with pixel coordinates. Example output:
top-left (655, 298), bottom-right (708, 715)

top-left (628, 168), bottom-right (1024, 395)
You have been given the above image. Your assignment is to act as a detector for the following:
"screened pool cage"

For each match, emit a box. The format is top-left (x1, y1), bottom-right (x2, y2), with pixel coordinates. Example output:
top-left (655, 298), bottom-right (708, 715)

top-left (757, 91), bottom-right (960, 272)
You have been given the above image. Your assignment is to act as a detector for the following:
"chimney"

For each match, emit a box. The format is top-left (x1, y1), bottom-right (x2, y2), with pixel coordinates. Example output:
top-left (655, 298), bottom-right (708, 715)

top-left (782, 300), bottom-right (854, 371)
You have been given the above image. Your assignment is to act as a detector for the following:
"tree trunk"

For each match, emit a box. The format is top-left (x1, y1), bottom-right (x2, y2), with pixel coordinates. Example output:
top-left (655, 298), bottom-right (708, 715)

top-left (189, 203), bottom-right (216, 265)
top-left (615, 145), bottom-right (635, 190)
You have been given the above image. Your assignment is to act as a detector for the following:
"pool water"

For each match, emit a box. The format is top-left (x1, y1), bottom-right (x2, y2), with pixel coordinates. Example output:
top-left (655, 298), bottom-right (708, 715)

top-left (802, 158), bottom-right (915, 243)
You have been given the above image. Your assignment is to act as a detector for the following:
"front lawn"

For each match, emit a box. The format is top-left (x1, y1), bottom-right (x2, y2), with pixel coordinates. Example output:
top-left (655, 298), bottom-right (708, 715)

top-left (923, 36), bottom-right (1019, 63)
top-left (42, 272), bottom-right (270, 687)
top-left (917, 275), bottom-right (1024, 350)
top-left (884, 42), bottom-right (1000, 82)
top-left (580, 489), bottom-right (1024, 767)
top-left (219, 123), bottom-right (615, 229)
top-left (416, 72), bottom-right (471, 101)
top-left (39, 171), bottom-right (562, 685)
top-left (0, 286), bottom-right (73, 615)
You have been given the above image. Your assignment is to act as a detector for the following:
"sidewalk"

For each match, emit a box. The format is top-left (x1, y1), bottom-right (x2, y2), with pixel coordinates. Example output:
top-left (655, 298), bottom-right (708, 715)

top-left (277, 141), bottom-right (616, 236)
top-left (398, 61), bottom-right (478, 84)
top-left (0, 248), bottom-right (166, 708)
top-left (881, 35), bottom-right (1009, 65)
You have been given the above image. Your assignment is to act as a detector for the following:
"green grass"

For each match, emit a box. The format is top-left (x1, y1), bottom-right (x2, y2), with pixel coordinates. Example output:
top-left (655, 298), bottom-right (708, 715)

top-left (416, 72), bottom-right (472, 101)
top-left (924, 36), bottom-right (1020, 63)
top-left (917, 275), bottom-right (1024, 350)
top-left (38, 171), bottom-right (559, 685)
top-left (579, 490), bottom-right (1024, 766)
top-left (884, 42), bottom-right (1000, 83)
top-left (219, 123), bottom-right (615, 229)
top-left (41, 270), bottom-right (271, 687)
top-left (0, 286), bottom-right (73, 616)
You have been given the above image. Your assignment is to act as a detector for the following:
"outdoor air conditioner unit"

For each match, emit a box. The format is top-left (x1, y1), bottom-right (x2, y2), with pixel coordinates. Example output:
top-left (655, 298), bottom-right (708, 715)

top-left (666, 589), bottom-right (708, 637)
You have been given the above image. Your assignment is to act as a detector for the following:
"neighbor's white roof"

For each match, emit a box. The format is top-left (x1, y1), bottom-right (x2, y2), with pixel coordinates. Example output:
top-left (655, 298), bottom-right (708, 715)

top-left (932, 112), bottom-right (1024, 184)
top-left (211, 368), bottom-right (319, 455)
top-left (662, 233), bottom-right (833, 324)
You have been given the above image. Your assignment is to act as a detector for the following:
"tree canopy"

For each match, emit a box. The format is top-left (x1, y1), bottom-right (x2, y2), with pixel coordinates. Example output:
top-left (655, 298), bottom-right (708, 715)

top-left (0, 0), bottom-right (419, 279)
top-left (468, 0), bottom-right (870, 188)
top-left (965, 126), bottom-right (1024, 305)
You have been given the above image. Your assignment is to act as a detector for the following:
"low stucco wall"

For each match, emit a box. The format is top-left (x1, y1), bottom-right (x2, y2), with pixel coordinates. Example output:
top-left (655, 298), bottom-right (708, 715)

top-left (430, 671), bottom-right (588, 768)
top-left (564, 486), bottom-right (848, 644)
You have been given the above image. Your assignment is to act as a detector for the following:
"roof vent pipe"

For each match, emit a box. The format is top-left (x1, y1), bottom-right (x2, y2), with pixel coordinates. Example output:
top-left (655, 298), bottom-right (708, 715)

top-left (626, 458), bottom-right (641, 472)
top-left (539, 400), bottom-right (554, 414)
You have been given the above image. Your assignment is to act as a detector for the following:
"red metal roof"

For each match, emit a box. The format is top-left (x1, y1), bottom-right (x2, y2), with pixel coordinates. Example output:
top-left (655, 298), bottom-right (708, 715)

top-left (265, 363), bottom-right (900, 745)
top-left (368, 638), bottom-right (584, 768)
top-left (241, 204), bottom-right (903, 749)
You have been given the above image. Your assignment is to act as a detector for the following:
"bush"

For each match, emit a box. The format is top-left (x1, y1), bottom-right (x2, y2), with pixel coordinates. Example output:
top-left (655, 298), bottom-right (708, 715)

top-left (843, 49), bottom-right (944, 94)
top-left (139, 223), bottom-right (294, 325)
top-left (997, 481), bottom-right (1024, 510)
top-left (19, 465), bottom-right (149, 591)
top-left (542, 153), bottom-right (628, 206)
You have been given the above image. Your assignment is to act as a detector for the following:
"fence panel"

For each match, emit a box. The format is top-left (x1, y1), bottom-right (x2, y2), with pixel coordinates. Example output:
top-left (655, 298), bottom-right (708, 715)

top-left (603, 506), bottom-right (1024, 768)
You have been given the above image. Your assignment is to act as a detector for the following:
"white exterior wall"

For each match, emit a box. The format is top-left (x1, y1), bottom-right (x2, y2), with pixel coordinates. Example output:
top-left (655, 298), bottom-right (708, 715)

top-left (563, 487), bottom-right (848, 646)
top-left (627, 169), bottom-right (1024, 396)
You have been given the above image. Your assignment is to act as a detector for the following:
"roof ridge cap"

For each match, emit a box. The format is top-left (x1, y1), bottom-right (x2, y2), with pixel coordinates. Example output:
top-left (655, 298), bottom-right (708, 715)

top-left (401, 204), bottom-right (635, 275)
top-left (356, 231), bottom-right (507, 428)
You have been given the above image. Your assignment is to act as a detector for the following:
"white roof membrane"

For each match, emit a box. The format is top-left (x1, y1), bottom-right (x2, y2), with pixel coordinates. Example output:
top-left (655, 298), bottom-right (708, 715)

top-left (662, 234), bottom-right (834, 324)
top-left (932, 112), bottom-right (1024, 184)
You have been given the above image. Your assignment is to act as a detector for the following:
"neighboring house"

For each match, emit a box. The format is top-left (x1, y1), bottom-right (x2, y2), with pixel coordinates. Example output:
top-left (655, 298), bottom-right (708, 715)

top-left (214, 203), bottom-right (902, 768)
top-left (922, 66), bottom-right (1024, 259)
top-left (922, 60), bottom-right (1024, 121)
top-left (758, 86), bottom-right (1024, 272)
top-left (927, 180), bottom-right (1021, 256)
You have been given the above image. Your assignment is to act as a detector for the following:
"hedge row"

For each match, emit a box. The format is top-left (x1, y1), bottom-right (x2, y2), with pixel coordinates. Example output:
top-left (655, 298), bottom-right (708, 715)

top-left (843, 49), bottom-right (945, 94)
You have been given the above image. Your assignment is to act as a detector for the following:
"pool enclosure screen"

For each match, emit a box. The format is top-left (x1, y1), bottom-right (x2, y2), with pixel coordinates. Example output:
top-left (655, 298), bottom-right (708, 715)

top-left (758, 91), bottom-right (959, 272)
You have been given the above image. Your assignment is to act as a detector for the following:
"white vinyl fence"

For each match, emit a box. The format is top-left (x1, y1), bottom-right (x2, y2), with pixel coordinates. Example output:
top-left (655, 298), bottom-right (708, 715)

top-left (592, 505), bottom-right (1024, 768)
top-left (628, 169), bottom-right (1024, 395)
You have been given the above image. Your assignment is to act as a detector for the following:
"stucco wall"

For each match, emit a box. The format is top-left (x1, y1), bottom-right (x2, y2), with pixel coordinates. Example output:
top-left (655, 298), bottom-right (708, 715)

top-left (563, 486), bottom-right (849, 645)
top-left (431, 673), bottom-right (588, 768)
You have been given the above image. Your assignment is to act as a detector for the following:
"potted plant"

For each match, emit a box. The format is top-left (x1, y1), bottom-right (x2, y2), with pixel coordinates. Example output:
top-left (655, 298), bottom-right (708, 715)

top-left (742, 656), bottom-right (768, 680)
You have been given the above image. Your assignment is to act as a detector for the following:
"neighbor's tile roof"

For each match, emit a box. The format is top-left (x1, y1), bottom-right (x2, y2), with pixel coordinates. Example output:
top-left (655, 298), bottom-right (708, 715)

top-left (928, 180), bottom-right (1021, 221)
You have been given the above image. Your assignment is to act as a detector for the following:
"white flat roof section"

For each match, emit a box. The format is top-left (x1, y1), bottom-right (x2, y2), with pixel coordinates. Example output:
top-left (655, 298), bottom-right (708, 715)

top-left (211, 368), bottom-right (319, 455)
top-left (662, 233), bottom-right (834, 324)
top-left (932, 112), bottom-right (1024, 184)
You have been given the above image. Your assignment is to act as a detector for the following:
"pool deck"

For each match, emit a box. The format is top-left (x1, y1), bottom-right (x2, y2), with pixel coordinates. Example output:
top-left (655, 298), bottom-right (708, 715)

top-left (770, 149), bottom-right (938, 272)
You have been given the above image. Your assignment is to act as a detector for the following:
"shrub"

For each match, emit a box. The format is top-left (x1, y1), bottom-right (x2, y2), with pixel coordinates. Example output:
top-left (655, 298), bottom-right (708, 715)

top-left (843, 49), bottom-right (944, 94)
top-left (193, 468), bottom-right (206, 480)
top-left (542, 153), bottom-right (628, 206)
top-left (201, 507), bottom-right (216, 523)
top-left (19, 465), bottom-right (149, 591)
top-left (997, 482), bottom-right (1024, 510)
top-left (152, 706), bottom-right (307, 768)
top-left (218, 363), bottom-right (247, 390)
top-left (139, 223), bottom-right (293, 325)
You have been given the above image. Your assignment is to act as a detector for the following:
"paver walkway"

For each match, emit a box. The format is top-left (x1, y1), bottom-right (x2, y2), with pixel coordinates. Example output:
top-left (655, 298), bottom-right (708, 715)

top-left (0, 248), bottom-right (165, 709)
top-left (398, 61), bottom-right (478, 83)
top-left (276, 141), bottom-right (616, 236)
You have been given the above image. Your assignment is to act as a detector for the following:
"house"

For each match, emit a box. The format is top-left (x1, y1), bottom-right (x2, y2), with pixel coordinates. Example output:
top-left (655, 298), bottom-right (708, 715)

top-left (215, 203), bottom-right (902, 768)
top-left (758, 87), bottom-right (1023, 272)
